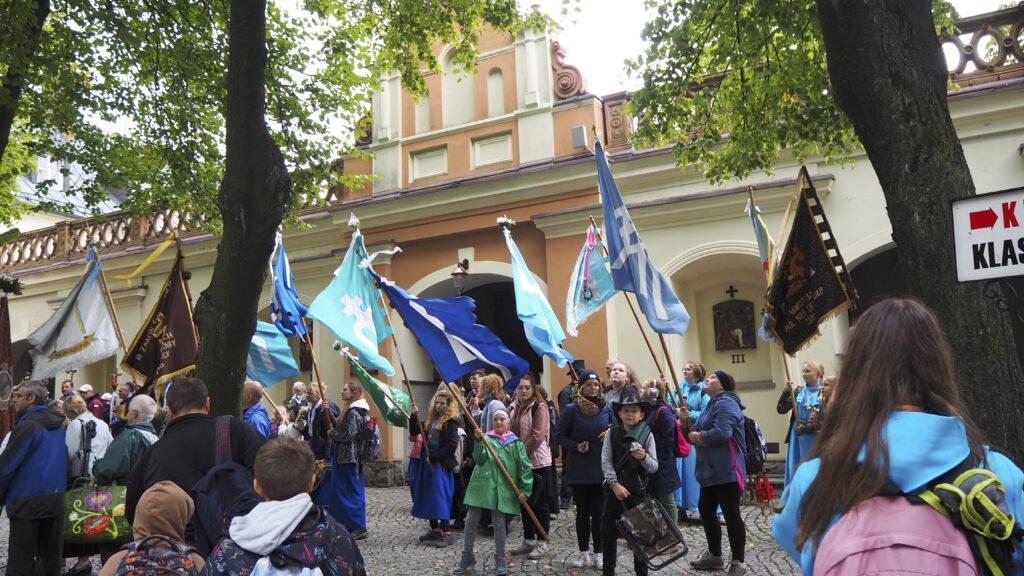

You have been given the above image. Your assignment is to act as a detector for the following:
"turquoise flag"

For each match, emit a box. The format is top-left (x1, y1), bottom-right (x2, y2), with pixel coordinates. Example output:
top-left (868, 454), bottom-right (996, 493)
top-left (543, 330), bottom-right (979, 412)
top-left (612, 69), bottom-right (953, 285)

top-left (307, 230), bottom-right (395, 376)
top-left (503, 225), bottom-right (573, 367)
top-left (566, 224), bottom-right (617, 337)
top-left (246, 321), bottom-right (301, 386)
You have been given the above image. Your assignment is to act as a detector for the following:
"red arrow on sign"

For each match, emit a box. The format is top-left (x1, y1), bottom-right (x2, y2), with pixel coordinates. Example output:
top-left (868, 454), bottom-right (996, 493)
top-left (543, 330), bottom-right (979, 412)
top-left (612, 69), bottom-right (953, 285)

top-left (970, 208), bottom-right (998, 230)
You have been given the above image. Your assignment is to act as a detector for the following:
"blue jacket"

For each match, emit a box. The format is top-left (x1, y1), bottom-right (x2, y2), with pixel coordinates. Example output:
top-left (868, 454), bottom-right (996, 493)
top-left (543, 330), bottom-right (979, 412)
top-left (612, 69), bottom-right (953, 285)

top-left (693, 392), bottom-right (746, 487)
top-left (0, 405), bottom-right (67, 519)
top-left (555, 402), bottom-right (612, 486)
top-left (243, 403), bottom-right (272, 439)
top-left (645, 401), bottom-right (681, 496)
top-left (772, 411), bottom-right (1024, 575)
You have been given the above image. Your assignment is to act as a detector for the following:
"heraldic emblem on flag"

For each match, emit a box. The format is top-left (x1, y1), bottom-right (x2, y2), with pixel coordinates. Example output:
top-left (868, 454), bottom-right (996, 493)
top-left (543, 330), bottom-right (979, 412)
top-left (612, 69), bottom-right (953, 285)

top-left (764, 168), bottom-right (858, 354)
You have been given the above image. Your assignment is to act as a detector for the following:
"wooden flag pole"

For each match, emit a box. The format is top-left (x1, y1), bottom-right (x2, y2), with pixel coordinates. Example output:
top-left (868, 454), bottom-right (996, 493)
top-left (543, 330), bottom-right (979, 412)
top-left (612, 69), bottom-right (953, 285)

top-left (261, 388), bottom-right (283, 415)
top-left (444, 381), bottom-right (549, 541)
top-left (303, 331), bottom-right (335, 430)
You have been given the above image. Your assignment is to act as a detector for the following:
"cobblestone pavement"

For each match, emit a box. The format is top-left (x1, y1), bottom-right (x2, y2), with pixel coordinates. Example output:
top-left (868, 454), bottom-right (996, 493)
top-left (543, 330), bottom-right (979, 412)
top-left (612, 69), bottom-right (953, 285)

top-left (1, 487), bottom-right (799, 575)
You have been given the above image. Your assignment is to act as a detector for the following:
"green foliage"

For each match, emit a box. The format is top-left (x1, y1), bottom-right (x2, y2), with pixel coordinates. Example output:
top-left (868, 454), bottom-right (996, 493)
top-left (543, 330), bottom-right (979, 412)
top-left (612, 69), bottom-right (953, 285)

top-left (0, 0), bottom-right (530, 226)
top-left (629, 0), bottom-right (959, 183)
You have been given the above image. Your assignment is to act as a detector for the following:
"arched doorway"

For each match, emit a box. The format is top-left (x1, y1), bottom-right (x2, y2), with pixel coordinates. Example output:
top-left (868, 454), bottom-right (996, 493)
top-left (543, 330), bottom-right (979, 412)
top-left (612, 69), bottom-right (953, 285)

top-left (848, 246), bottom-right (909, 323)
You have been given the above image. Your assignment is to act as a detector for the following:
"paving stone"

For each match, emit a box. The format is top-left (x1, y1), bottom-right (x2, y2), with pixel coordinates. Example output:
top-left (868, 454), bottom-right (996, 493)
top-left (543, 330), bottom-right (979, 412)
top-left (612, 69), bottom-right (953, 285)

top-left (0, 487), bottom-right (800, 575)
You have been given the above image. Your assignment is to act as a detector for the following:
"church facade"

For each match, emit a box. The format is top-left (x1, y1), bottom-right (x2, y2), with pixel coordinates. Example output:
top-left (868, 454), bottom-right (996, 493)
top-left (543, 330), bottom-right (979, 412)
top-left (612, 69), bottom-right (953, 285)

top-left (2, 8), bottom-right (1023, 464)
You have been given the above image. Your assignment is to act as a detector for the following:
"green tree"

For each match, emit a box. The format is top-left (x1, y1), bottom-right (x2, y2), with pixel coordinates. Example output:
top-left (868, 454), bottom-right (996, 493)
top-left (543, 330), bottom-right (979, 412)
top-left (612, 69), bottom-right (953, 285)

top-left (0, 0), bottom-right (537, 413)
top-left (630, 0), bottom-right (1024, 459)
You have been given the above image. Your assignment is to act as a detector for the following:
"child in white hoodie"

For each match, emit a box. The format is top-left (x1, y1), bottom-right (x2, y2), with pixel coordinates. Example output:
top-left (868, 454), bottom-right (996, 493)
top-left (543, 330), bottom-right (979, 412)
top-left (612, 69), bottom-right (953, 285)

top-left (202, 437), bottom-right (366, 576)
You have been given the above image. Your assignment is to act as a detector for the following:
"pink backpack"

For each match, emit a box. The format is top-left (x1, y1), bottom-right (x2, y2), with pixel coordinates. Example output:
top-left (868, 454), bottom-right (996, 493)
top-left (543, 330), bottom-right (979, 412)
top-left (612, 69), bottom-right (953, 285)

top-left (814, 496), bottom-right (977, 576)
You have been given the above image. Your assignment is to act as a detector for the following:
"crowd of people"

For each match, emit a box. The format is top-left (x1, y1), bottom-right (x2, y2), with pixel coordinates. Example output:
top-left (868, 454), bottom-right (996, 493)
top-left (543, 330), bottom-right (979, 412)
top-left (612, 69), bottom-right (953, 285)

top-left (2, 296), bottom-right (1024, 576)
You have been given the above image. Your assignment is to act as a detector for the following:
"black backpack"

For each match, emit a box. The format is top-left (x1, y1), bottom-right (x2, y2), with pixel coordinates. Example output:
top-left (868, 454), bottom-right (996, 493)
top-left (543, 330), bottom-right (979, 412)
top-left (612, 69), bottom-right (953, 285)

top-left (742, 416), bottom-right (767, 475)
top-left (192, 416), bottom-right (263, 557)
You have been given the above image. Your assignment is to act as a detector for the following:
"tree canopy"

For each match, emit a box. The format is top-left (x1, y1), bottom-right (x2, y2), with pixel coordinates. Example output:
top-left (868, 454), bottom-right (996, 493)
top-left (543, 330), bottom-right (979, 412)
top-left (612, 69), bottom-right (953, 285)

top-left (0, 0), bottom-right (542, 227)
top-left (627, 0), bottom-right (958, 182)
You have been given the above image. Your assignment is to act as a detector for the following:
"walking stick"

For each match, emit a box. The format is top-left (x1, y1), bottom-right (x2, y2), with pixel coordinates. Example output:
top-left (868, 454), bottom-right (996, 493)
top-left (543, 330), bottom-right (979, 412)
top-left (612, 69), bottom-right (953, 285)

top-left (444, 382), bottom-right (549, 541)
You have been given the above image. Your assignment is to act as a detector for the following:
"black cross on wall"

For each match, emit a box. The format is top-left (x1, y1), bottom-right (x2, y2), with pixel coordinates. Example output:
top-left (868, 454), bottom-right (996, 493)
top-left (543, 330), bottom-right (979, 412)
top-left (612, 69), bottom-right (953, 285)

top-left (725, 285), bottom-right (738, 298)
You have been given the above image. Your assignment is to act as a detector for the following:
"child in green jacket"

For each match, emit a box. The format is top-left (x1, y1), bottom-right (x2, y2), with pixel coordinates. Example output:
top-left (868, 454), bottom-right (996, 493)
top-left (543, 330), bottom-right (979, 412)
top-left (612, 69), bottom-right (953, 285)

top-left (455, 409), bottom-right (533, 576)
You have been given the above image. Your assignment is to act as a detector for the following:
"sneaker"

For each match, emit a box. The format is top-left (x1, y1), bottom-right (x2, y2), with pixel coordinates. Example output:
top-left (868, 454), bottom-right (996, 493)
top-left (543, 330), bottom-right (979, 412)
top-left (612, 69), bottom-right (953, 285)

top-left (453, 552), bottom-right (476, 575)
top-left (431, 533), bottom-right (455, 548)
top-left (569, 550), bottom-right (590, 568)
top-left (420, 528), bottom-right (443, 542)
top-left (527, 542), bottom-right (549, 559)
top-left (690, 550), bottom-right (725, 571)
top-left (494, 554), bottom-right (509, 575)
top-left (510, 540), bottom-right (536, 556)
top-left (350, 528), bottom-right (368, 541)
top-left (590, 553), bottom-right (603, 571)
top-left (726, 561), bottom-right (747, 575)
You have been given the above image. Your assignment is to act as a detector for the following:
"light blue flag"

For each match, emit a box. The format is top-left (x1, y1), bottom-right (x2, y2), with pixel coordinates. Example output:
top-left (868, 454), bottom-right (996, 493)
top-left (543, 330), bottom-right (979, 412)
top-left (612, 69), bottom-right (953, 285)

top-left (566, 224), bottom-right (617, 337)
top-left (246, 321), bottom-right (301, 386)
top-left (503, 226), bottom-right (573, 367)
top-left (269, 235), bottom-right (308, 338)
top-left (307, 229), bottom-right (395, 376)
top-left (597, 142), bottom-right (691, 335)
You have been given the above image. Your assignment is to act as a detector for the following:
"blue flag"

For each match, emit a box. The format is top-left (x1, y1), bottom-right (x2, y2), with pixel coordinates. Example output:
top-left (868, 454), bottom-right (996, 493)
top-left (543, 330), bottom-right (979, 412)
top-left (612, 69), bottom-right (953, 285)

top-left (246, 321), bottom-right (301, 386)
top-left (503, 226), bottom-right (573, 367)
top-left (270, 237), bottom-right (308, 338)
top-left (376, 273), bottom-right (528, 393)
top-left (307, 230), bottom-right (395, 376)
top-left (597, 142), bottom-right (691, 335)
top-left (565, 224), bottom-right (617, 337)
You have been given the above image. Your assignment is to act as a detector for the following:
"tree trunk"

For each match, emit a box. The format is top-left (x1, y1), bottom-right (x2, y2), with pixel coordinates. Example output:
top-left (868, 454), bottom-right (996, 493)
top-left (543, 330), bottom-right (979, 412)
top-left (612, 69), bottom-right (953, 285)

top-left (0, 0), bottom-right (50, 161)
top-left (193, 0), bottom-right (291, 416)
top-left (817, 0), bottom-right (1024, 459)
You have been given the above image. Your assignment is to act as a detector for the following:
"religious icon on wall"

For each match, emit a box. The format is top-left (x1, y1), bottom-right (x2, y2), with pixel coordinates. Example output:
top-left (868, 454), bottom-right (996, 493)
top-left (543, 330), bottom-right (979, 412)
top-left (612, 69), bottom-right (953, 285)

top-left (713, 299), bottom-right (756, 351)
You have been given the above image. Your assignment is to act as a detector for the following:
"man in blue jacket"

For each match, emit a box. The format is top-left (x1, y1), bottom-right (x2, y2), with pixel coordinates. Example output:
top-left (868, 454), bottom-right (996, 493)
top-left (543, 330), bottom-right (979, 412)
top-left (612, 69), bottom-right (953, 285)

top-left (241, 380), bottom-right (272, 439)
top-left (0, 381), bottom-right (68, 576)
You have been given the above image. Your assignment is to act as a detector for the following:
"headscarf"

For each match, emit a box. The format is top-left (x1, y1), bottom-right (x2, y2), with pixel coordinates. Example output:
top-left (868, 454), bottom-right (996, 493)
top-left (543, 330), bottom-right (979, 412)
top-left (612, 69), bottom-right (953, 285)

top-left (132, 481), bottom-right (195, 541)
top-left (486, 408), bottom-right (516, 442)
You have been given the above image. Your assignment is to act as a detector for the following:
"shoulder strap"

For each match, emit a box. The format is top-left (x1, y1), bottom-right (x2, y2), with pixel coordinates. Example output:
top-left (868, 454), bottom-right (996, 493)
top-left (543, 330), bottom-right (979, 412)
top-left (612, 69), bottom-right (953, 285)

top-left (214, 415), bottom-right (232, 465)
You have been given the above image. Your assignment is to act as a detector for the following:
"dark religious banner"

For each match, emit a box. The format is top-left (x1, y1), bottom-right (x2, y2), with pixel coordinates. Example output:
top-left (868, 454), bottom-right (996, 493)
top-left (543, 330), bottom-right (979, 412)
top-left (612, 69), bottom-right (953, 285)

top-left (765, 168), bottom-right (858, 355)
top-left (122, 250), bottom-right (199, 387)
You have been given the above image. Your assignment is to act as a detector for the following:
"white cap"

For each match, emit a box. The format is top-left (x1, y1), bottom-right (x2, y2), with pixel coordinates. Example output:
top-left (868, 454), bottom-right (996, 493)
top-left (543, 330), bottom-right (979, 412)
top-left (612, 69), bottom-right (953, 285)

top-left (78, 384), bottom-right (94, 394)
top-left (101, 393), bottom-right (113, 402)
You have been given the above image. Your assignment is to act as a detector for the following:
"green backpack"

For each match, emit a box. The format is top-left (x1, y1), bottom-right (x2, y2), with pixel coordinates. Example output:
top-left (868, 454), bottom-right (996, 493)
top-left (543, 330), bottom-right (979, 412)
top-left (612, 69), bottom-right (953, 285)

top-left (907, 458), bottom-right (1023, 576)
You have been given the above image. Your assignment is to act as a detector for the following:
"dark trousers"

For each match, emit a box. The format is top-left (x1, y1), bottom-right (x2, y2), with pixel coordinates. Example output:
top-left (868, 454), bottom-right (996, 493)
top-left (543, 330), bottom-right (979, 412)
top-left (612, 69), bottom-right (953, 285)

top-left (559, 465), bottom-right (572, 504)
top-left (698, 482), bottom-right (746, 562)
top-left (522, 466), bottom-right (551, 541)
top-left (451, 468), bottom-right (465, 522)
top-left (545, 465), bottom-right (559, 513)
top-left (570, 483), bottom-right (603, 552)
top-left (601, 493), bottom-right (648, 576)
top-left (8, 516), bottom-right (63, 576)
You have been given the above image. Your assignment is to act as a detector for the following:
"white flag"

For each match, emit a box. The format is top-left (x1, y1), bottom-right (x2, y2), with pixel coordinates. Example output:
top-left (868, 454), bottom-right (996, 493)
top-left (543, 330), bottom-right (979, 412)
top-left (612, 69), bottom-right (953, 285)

top-left (29, 249), bottom-right (119, 380)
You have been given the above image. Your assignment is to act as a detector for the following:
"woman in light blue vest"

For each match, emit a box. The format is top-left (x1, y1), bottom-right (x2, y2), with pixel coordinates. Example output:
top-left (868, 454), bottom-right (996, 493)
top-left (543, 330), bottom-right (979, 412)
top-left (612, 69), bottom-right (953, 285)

top-left (671, 360), bottom-right (709, 522)
top-left (777, 361), bottom-right (824, 485)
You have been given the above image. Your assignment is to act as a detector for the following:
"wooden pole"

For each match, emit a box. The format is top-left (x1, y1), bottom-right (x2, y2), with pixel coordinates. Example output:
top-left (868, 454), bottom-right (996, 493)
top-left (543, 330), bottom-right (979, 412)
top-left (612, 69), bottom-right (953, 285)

top-left (261, 388), bottom-right (283, 415)
top-left (303, 332), bottom-right (335, 430)
top-left (444, 381), bottom-right (549, 541)
top-left (97, 255), bottom-right (128, 354)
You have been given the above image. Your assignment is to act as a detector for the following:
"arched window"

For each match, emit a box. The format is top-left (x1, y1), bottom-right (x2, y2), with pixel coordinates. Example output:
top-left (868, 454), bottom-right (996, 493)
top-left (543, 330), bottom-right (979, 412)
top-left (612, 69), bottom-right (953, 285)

top-left (414, 92), bottom-right (431, 134)
top-left (442, 49), bottom-right (475, 127)
top-left (487, 68), bottom-right (505, 117)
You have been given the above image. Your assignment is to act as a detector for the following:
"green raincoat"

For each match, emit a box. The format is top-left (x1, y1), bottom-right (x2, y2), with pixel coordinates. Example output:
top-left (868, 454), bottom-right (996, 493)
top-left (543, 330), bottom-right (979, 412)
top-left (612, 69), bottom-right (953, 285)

top-left (463, 433), bottom-right (533, 515)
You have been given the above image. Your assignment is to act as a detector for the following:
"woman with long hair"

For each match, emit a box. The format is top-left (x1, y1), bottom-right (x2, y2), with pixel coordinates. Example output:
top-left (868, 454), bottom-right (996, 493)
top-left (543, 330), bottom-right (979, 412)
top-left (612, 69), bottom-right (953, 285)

top-left (772, 298), bottom-right (1024, 574)
top-left (409, 387), bottom-right (461, 548)
top-left (675, 360), bottom-right (709, 522)
top-left (777, 360), bottom-right (825, 485)
top-left (476, 374), bottom-right (508, 433)
top-left (508, 373), bottom-right (553, 559)
top-left (556, 369), bottom-right (612, 570)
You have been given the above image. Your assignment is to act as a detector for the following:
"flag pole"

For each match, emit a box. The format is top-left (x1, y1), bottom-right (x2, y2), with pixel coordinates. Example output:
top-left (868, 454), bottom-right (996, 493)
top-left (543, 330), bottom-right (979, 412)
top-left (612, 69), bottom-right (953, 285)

top-left (588, 215), bottom-right (678, 392)
top-left (261, 388), bottom-right (283, 416)
top-left (303, 331), bottom-right (335, 430)
top-left (748, 186), bottom-right (797, 422)
top-left (444, 381), bottom-right (549, 541)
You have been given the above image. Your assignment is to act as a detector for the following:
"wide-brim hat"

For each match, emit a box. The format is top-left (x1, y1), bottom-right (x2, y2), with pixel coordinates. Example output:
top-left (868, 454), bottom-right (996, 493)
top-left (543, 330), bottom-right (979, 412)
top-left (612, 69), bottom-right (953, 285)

top-left (612, 385), bottom-right (650, 413)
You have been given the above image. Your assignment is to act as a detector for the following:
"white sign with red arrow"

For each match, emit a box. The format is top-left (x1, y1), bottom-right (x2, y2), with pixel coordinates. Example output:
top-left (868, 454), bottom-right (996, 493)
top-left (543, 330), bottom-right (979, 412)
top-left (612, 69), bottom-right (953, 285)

top-left (952, 188), bottom-right (1024, 282)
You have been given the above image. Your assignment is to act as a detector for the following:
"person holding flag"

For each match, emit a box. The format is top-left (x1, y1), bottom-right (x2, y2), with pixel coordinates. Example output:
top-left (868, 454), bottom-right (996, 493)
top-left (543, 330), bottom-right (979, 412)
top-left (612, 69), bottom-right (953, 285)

top-left (408, 387), bottom-right (461, 549)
